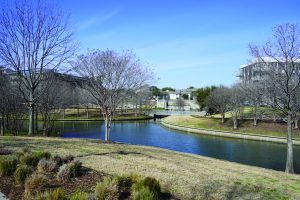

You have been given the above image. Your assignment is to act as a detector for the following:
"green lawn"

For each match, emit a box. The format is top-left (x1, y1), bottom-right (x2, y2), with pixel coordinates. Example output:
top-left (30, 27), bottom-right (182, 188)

top-left (163, 115), bottom-right (300, 139)
top-left (1, 136), bottom-right (300, 199)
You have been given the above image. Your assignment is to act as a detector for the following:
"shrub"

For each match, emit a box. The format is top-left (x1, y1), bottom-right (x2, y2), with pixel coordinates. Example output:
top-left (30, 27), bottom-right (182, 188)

top-left (62, 154), bottom-right (74, 163)
top-left (53, 155), bottom-right (63, 167)
top-left (70, 190), bottom-right (88, 200)
top-left (95, 177), bottom-right (119, 200)
top-left (24, 173), bottom-right (48, 199)
top-left (57, 164), bottom-right (70, 183)
top-left (14, 164), bottom-right (33, 183)
top-left (142, 177), bottom-right (161, 196)
top-left (0, 156), bottom-right (18, 176)
top-left (0, 148), bottom-right (12, 155)
top-left (37, 158), bottom-right (57, 173)
top-left (20, 151), bottom-right (51, 167)
top-left (22, 147), bottom-right (31, 156)
top-left (35, 188), bottom-right (66, 200)
top-left (115, 175), bottom-right (133, 189)
top-left (68, 160), bottom-right (82, 177)
top-left (131, 187), bottom-right (156, 200)
top-left (131, 177), bottom-right (161, 200)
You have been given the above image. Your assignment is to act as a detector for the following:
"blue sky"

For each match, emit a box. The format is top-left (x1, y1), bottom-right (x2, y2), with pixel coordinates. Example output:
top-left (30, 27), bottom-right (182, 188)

top-left (60, 0), bottom-right (299, 89)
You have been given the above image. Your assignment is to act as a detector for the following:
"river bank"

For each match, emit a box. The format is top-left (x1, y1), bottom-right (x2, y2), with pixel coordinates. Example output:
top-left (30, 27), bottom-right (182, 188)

top-left (1, 136), bottom-right (300, 199)
top-left (162, 115), bottom-right (300, 144)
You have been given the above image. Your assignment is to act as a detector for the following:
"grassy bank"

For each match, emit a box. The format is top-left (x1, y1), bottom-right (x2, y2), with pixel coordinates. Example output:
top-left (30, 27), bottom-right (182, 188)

top-left (1, 136), bottom-right (300, 199)
top-left (163, 115), bottom-right (300, 139)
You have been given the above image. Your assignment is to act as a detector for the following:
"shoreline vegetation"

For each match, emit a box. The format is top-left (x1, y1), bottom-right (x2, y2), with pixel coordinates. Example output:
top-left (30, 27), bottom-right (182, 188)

top-left (1, 136), bottom-right (300, 199)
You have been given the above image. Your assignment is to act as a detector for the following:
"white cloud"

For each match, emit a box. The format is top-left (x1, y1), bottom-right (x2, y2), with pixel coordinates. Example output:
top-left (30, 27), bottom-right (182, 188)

top-left (77, 9), bottom-right (119, 31)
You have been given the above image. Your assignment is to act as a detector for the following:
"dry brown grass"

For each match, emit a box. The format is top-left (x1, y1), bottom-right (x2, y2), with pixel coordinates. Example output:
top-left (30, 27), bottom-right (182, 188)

top-left (1, 136), bottom-right (300, 199)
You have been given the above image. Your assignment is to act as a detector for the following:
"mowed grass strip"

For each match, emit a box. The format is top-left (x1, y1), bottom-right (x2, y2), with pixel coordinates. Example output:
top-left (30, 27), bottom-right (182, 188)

top-left (163, 115), bottom-right (300, 139)
top-left (1, 136), bottom-right (300, 199)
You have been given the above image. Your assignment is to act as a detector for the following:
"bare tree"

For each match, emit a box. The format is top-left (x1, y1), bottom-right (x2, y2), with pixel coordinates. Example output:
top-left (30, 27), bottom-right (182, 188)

top-left (0, 0), bottom-right (76, 135)
top-left (0, 72), bottom-right (26, 136)
top-left (38, 72), bottom-right (72, 136)
top-left (131, 85), bottom-right (153, 116)
top-left (176, 97), bottom-right (185, 111)
top-left (241, 82), bottom-right (265, 126)
top-left (249, 23), bottom-right (300, 173)
top-left (206, 86), bottom-right (231, 123)
top-left (228, 84), bottom-right (245, 129)
top-left (74, 50), bottom-right (153, 142)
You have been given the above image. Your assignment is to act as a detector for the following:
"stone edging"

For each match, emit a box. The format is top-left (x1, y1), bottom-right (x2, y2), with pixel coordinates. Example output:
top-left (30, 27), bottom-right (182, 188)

top-left (161, 120), bottom-right (300, 146)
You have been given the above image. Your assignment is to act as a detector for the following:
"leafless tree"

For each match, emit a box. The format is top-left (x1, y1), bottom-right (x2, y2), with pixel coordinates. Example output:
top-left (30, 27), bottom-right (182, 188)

top-left (38, 72), bottom-right (73, 136)
top-left (131, 85), bottom-right (153, 116)
top-left (241, 82), bottom-right (265, 126)
top-left (176, 97), bottom-right (185, 111)
top-left (228, 84), bottom-right (245, 129)
top-left (0, 73), bottom-right (26, 136)
top-left (249, 23), bottom-right (300, 173)
top-left (0, 0), bottom-right (76, 135)
top-left (206, 86), bottom-right (231, 123)
top-left (74, 49), bottom-right (153, 142)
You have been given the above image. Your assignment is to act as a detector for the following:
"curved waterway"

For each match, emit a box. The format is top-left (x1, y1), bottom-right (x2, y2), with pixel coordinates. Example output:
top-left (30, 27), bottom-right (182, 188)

top-left (58, 120), bottom-right (300, 173)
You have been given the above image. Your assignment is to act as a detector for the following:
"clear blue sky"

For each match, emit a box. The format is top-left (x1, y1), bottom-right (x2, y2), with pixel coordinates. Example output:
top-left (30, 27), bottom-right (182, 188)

top-left (59, 0), bottom-right (299, 89)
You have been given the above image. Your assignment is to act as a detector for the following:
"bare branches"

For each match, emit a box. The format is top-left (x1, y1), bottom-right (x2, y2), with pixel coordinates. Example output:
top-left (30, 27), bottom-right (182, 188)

top-left (247, 23), bottom-right (300, 173)
top-left (74, 49), bottom-right (153, 141)
top-left (0, 0), bottom-right (76, 135)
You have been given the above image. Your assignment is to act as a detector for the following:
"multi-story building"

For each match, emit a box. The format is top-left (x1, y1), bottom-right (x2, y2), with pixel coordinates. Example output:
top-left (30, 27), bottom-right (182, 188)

top-left (238, 57), bottom-right (300, 83)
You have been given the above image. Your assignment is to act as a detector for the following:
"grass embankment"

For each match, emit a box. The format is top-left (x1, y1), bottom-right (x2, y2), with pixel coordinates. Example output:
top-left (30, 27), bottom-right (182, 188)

top-left (1, 136), bottom-right (300, 199)
top-left (163, 115), bottom-right (300, 139)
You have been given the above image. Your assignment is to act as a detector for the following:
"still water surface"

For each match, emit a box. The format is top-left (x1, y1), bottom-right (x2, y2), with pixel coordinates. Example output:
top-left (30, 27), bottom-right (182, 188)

top-left (58, 120), bottom-right (300, 173)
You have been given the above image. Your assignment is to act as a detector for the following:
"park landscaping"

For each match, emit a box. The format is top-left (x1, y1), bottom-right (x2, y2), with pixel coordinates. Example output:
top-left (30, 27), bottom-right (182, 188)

top-left (163, 115), bottom-right (300, 139)
top-left (1, 136), bottom-right (300, 199)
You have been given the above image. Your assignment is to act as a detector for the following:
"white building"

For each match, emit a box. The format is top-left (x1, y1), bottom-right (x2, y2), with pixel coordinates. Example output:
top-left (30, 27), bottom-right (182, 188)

top-left (238, 57), bottom-right (300, 83)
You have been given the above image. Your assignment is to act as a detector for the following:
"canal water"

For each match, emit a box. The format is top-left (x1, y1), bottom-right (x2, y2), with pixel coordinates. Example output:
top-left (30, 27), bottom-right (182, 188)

top-left (58, 120), bottom-right (300, 173)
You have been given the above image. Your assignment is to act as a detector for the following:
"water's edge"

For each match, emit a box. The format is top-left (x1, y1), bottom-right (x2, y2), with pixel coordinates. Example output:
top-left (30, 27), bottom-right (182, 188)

top-left (161, 120), bottom-right (300, 145)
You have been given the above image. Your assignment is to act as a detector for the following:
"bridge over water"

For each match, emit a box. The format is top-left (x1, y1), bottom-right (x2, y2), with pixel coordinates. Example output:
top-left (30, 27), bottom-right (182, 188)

top-left (149, 110), bottom-right (206, 118)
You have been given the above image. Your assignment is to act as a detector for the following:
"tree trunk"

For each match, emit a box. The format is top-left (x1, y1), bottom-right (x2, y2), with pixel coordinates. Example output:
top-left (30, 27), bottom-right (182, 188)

top-left (294, 117), bottom-right (298, 129)
top-left (233, 118), bottom-right (238, 129)
top-left (221, 113), bottom-right (225, 124)
top-left (286, 112), bottom-right (294, 173)
top-left (35, 107), bottom-right (38, 132)
top-left (253, 106), bottom-right (257, 126)
top-left (86, 106), bottom-right (89, 119)
top-left (253, 117), bottom-right (257, 126)
top-left (28, 92), bottom-right (35, 135)
top-left (104, 115), bottom-right (111, 142)
top-left (0, 116), bottom-right (4, 136)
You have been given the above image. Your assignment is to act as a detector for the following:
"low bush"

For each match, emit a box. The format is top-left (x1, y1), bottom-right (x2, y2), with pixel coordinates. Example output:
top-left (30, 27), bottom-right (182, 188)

top-left (142, 177), bottom-right (161, 196)
top-left (0, 156), bottom-right (18, 176)
top-left (24, 173), bottom-right (48, 199)
top-left (37, 158), bottom-right (57, 173)
top-left (57, 164), bottom-right (70, 183)
top-left (94, 177), bottom-right (119, 200)
top-left (131, 177), bottom-right (161, 200)
top-left (14, 164), bottom-right (33, 183)
top-left (53, 155), bottom-right (63, 167)
top-left (0, 148), bottom-right (12, 155)
top-left (69, 190), bottom-right (88, 200)
top-left (62, 154), bottom-right (74, 163)
top-left (20, 151), bottom-right (51, 167)
top-left (35, 188), bottom-right (66, 200)
top-left (115, 174), bottom-right (133, 190)
top-left (68, 160), bottom-right (82, 177)
top-left (131, 186), bottom-right (156, 200)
